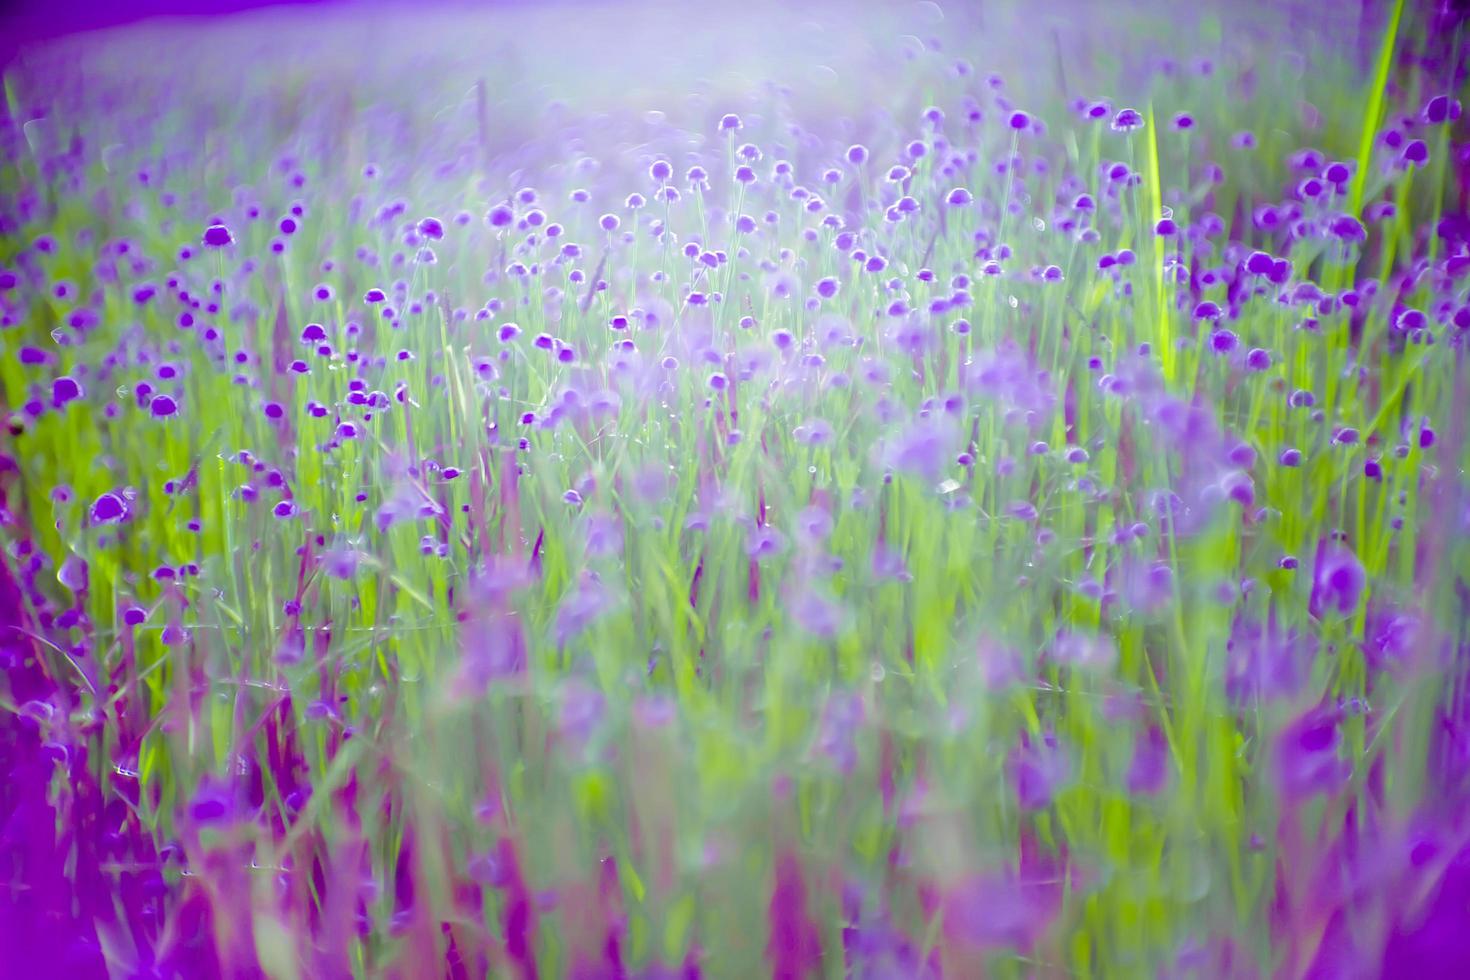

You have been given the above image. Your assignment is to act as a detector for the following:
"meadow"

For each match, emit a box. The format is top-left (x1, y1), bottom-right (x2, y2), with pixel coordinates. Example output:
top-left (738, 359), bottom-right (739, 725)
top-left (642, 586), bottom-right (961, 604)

top-left (2, 0), bottom-right (1468, 975)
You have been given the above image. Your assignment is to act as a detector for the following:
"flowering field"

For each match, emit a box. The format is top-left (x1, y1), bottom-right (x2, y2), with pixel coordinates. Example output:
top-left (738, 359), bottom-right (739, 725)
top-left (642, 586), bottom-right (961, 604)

top-left (2, 0), bottom-right (1468, 975)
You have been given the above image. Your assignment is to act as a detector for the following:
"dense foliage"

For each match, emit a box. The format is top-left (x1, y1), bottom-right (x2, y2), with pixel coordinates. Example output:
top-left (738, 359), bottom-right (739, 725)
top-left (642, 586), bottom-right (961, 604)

top-left (2, 1), bottom-right (1468, 975)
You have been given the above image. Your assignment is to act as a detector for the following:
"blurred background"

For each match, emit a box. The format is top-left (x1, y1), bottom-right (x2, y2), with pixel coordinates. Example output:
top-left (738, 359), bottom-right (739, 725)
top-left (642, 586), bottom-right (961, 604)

top-left (0, 0), bottom-right (321, 53)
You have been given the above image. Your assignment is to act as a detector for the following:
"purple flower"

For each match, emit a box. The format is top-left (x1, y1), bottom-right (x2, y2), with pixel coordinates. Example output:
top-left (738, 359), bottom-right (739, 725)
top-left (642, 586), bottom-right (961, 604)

top-left (943, 863), bottom-right (1060, 952)
top-left (558, 680), bottom-right (606, 748)
top-left (745, 525), bottom-right (784, 561)
top-left (90, 491), bottom-right (129, 524)
top-left (1050, 630), bottom-right (1116, 670)
top-left (767, 852), bottom-right (823, 977)
top-left (201, 223), bottom-right (234, 247)
top-left (555, 577), bottom-right (614, 645)
top-left (1423, 94), bottom-right (1463, 124)
top-left (1275, 707), bottom-right (1348, 802)
top-left (1309, 541), bottom-right (1366, 618)
top-left (1009, 730), bottom-right (1069, 811)
top-left (884, 415), bottom-right (958, 483)
top-left (57, 555), bottom-right (89, 593)
top-left (188, 777), bottom-right (237, 824)
top-left (816, 691), bottom-right (864, 772)
top-left (1209, 329), bottom-right (1238, 354)
top-left (322, 546), bottom-right (363, 580)
top-left (1224, 616), bottom-right (1312, 705)
top-left (791, 590), bottom-right (844, 638)
top-left (871, 542), bottom-right (909, 581)
top-left (1363, 603), bottom-right (1426, 675)
top-left (794, 418), bottom-right (834, 446)
top-left (1127, 726), bottom-right (1169, 795)
top-left (1121, 559), bottom-right (1174, 614)
top-left (1111, 107), bottom-right (1144, 132)
top-left (1381, 839), bottom-right (1470, 974)
top-left (50, 376), bottom-right (82, 407)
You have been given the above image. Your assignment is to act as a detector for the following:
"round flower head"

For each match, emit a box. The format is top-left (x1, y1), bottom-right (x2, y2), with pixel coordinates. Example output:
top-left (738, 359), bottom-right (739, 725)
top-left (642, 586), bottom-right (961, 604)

top-left (845, 144), bottom-right (869, 165)
top-left (1309, 542), bottom-right (1366, 618)
top-left (649, 159), bottom-right (672, 182)
top-left (91, 491), bottom-right (129, 524)
top-left (52, 376), bottom-right (82, 407)
top-left (202, 224), bottom-right (234, 247)
top-left (1423, 94), bottom-right (1463, 124)
top-left (1008, 110), bottom-right (1030, 130)
top-left (945, 187), bottom-right (973, 206)
top-left (1245, 251), bottom-right (1275, 276)
top-left (418, 216), bottom-right (444, 239)
top-left (718, 113), bottom-right (743, 132)
top-left (1172, 112), bottom-right (1195, 130)
top-left (1111, 108), bottom-right (1145, 132)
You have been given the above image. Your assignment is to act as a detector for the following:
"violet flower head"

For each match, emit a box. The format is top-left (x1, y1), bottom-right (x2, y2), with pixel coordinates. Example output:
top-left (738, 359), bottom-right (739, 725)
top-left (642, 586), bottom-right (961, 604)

top-left (883, 414), bottom-right (959, 483)
top-left (1127, 725), bottom-right (1170, 796)
top-left (90, 490), bottom-right (130, 525)
top-left (1274, 706), bottom-right (1348, 803)
top-left (1009, 730), bottom-right (1070, 811)
top-left (816, 690), bottom-right (864, 773)
top-left (1224, 616), bottom-right (1313, 706)
top-left (791, 589), bottom-right (845, 638)
top-left (1309, 540), bottom-right (1366, 618)
top-left (201, 223), bottom-right (234, 247)
top-left (943, 857), bottom-right (1061, 953)
top-left (1111, 107), bottom-right (1144, 132)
